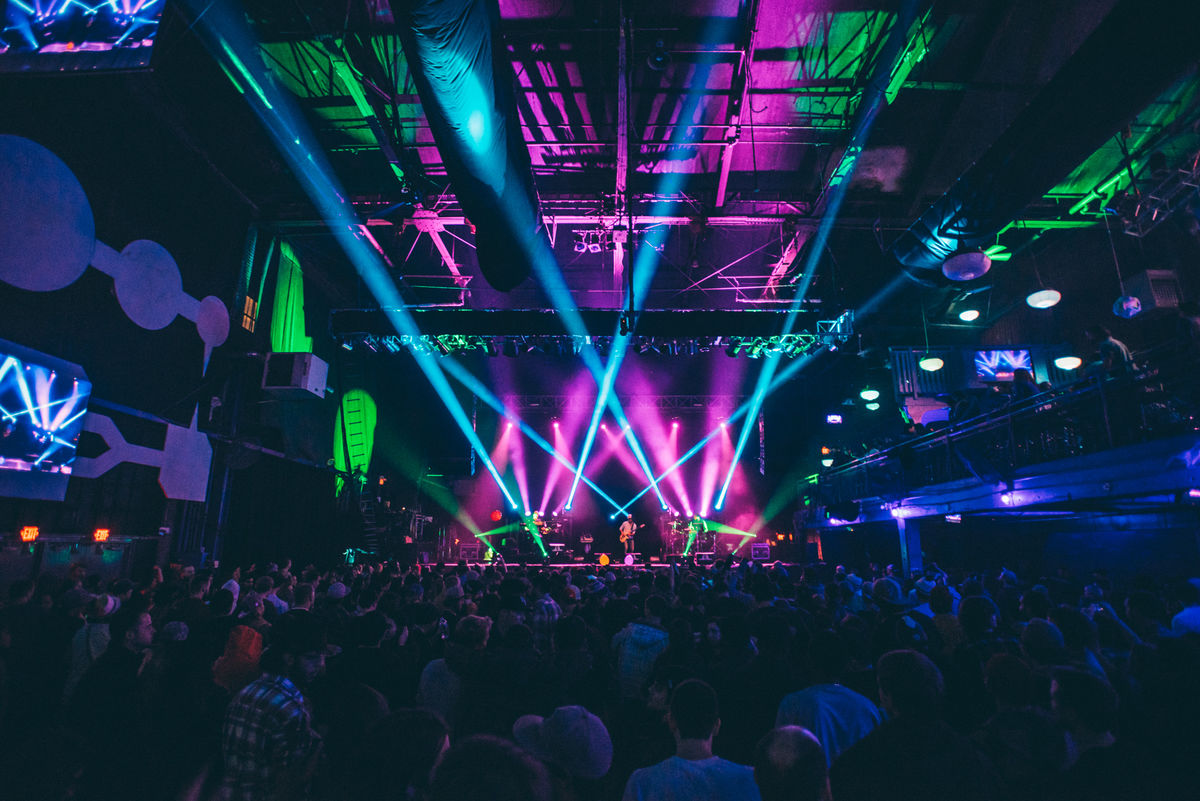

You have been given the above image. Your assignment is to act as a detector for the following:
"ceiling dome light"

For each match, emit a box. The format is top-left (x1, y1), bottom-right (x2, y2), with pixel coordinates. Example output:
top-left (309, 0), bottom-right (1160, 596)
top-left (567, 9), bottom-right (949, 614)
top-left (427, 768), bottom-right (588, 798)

top-left (820, 458), bottom-right (834, 468)
top-left (942, 249), bottom-right (992, 282)
top-left (1054, 355), bottom-right (1082, 370)
top-left (859, 388), bottom-right (880, 401)
top-left (958, 309), bottom-right (981, 322)
top-left (918, 355), bottom-right (944, 372)
top-left (865, 402), bottom-right (881, 411)
top-left (1025, 288), bottom-right (1061, 309)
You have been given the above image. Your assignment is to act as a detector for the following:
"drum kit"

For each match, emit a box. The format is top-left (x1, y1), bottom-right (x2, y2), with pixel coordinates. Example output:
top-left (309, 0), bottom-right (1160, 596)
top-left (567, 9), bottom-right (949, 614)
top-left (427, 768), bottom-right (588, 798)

top-left (665, 516), bottom-right (714, 556)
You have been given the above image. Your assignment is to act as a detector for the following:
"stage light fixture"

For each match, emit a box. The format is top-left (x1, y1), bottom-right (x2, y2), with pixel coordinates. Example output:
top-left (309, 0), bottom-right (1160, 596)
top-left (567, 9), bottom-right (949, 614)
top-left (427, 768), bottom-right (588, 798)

top-left (865, 402), bottom-right (880, 411)
top-left (821, 458), bottom-right (834, 468)
top-left (958, 309), bottom-right (980, 322)
top-left (647, 39), bottom-right (671, 71)
top-left (918, 355), bottom-right (944, 372)
top-left (587, 242), bottom-right (603, 254)
top-left (1113, 295), bottom-right (1142, 318)
top-left (1026, 289), bottom-right (1061, 309)
top-left (1054, 356), bottom-right (1082, 370)
top-left (859, 388), bottom-right (880, 401)
top-left (820, 446), bottom-right (831, 455)
top-left (826, 414), bottom-right (843, 424)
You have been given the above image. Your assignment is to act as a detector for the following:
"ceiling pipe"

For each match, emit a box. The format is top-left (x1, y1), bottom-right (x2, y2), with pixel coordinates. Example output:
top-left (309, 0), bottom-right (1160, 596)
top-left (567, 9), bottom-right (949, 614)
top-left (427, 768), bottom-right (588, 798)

top-left (891, 0), bottom-right (1200, 285)
top-left (395, 0), bottom-right (548, 291)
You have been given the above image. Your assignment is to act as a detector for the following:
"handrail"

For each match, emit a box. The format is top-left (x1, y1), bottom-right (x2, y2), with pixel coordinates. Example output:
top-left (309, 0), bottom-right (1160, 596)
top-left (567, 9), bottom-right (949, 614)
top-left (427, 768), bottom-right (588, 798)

top-left (821, 373), bottom-right (1112, 479)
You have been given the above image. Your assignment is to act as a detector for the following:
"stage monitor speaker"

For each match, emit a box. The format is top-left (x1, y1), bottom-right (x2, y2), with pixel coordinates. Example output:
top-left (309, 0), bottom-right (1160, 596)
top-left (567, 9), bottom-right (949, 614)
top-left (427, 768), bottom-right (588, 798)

top-left (459, 543), bottom-right (481, 562)
top-left (262, 353), bottom-right (329, 399)
top-left (750, 543), bottom-right (771, 562)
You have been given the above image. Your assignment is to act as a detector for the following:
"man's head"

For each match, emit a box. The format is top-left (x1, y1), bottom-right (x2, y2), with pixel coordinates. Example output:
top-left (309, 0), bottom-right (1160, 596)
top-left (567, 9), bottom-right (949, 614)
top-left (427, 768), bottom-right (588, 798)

top-left (1051, 668), bottom-right (1118, 737)
top-left (430, 735), bottom-right (551, 801)
top-left (7, 579), bottom-right (33, 605)
top-left (626, 514), bottom-right (632, 521)
top-left (292, 583), bottom-right (314, 610)
top-left (453, 615), bottom-right (492, 650)
top-left (668, 679), bottom-right (720, 742)
top-left (875, 649), bottom-right (944, 720)
top-left (264, 611), bottom-right (333, 687)
top-left (754, 726), bottom-right (829, 801)
top-left (644, 594), bottom-right (668, 622)
top-left (109, 605), bottom-right (155, 652)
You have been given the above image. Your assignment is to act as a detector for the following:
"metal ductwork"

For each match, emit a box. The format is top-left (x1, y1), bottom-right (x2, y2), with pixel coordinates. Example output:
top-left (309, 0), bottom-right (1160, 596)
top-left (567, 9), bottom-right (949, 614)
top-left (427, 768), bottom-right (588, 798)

top-left (396, 0), bottom-right (547, 292)
top-left (891, 0), bottom-right (1200, 284)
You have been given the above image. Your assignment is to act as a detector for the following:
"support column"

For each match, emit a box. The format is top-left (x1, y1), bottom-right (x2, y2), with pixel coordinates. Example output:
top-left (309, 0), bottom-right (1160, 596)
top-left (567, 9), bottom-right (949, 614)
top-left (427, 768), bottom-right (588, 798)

top-left (895, 517), bottom-right (923, 577)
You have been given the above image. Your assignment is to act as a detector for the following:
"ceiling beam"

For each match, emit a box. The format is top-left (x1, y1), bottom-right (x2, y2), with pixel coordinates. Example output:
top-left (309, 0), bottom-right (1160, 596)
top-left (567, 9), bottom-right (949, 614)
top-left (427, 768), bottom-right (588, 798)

top-left (716, 0), bottom-right (763, 208)
top-left (614, 4), bottom-right (631, 300)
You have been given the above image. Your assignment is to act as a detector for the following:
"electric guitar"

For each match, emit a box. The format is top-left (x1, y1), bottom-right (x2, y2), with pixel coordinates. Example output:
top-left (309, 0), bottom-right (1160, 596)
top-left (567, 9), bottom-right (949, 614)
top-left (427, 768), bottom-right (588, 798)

top-left (618, 523), bottom-right (645, 543)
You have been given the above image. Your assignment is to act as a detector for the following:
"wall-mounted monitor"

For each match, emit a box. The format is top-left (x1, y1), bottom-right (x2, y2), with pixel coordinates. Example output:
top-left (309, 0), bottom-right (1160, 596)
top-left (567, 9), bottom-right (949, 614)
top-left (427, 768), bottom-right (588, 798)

top-left (0, 1), bottom-right (163, 73)
top-left (0, 352), bottom-right (92, 474)
top-left (974, 349), bottom-right (1032, 382)
top-left (0, 340), bottom-right (91, 500)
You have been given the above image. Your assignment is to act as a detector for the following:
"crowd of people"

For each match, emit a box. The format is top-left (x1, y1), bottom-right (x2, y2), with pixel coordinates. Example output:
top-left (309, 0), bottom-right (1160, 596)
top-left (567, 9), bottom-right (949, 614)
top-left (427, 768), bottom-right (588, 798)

top-left (2, 553), bottom-right (1199, 800)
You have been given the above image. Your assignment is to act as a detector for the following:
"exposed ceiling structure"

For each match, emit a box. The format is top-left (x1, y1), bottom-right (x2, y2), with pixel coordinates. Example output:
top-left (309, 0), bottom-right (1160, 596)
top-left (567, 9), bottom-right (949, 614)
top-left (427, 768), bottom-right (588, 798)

top-left (213, 0), bottom-right (1200, 339)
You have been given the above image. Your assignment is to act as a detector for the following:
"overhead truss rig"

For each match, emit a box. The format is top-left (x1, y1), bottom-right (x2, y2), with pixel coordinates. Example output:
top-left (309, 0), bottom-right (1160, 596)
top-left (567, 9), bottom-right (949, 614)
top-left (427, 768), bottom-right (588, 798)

top-left (349, 331), bottom-right (844, 360)
top-left (332, 308), bottom-right (853, 339)
top-left (508, 395), bottom-right (745, 413)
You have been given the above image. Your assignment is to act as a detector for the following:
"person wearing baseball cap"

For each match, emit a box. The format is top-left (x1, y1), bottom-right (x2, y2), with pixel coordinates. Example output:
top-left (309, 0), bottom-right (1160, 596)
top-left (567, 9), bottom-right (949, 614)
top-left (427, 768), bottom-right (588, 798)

top-left (513, 705), bottom-right (613, 782)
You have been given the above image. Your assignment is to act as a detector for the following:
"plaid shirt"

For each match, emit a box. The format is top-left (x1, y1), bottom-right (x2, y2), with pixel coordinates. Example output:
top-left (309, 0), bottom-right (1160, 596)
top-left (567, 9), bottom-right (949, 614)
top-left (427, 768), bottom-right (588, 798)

top-left (222, 673), bottom-right (321, 801)
top-left (530, 593), bottom-right (563, 652)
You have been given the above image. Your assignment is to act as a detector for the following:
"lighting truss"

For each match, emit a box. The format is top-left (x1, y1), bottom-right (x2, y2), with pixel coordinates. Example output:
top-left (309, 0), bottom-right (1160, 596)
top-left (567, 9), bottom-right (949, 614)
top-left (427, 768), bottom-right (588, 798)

top-left (508, 395), bottom-right (744, 412)
top-left (345, 310), bottom-right (852, 360)
top-left (1122, 148), bottom-right (1200, 238)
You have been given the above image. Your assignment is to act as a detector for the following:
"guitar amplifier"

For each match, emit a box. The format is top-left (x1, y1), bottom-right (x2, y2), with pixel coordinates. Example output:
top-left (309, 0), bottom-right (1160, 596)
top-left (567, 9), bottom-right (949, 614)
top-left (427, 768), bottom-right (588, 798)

top-left (750, 542), bottom-right (771, 561)
top-left (459, 543), bottom-right (481, 562)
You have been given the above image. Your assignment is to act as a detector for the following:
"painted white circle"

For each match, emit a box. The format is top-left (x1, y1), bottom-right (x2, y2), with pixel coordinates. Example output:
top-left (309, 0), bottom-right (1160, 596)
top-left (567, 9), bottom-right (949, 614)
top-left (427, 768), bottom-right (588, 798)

top-left (114, 240), bottom-right (183, 330)
top-left (0, 135), bottom-right (95, 292)
top-left (196, 295), bottom-right (230, 347)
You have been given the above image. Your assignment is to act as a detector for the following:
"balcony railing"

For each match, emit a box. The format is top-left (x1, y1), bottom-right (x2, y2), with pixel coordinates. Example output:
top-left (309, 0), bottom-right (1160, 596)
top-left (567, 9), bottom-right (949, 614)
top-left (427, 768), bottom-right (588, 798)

top-left (814, 350), bottom-right (1200, 510)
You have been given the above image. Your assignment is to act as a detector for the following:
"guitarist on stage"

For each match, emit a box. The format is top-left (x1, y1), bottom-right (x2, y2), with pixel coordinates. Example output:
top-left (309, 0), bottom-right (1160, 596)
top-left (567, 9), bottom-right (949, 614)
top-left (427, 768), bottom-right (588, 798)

top-left (618, 514), bottom-right (642, 556)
